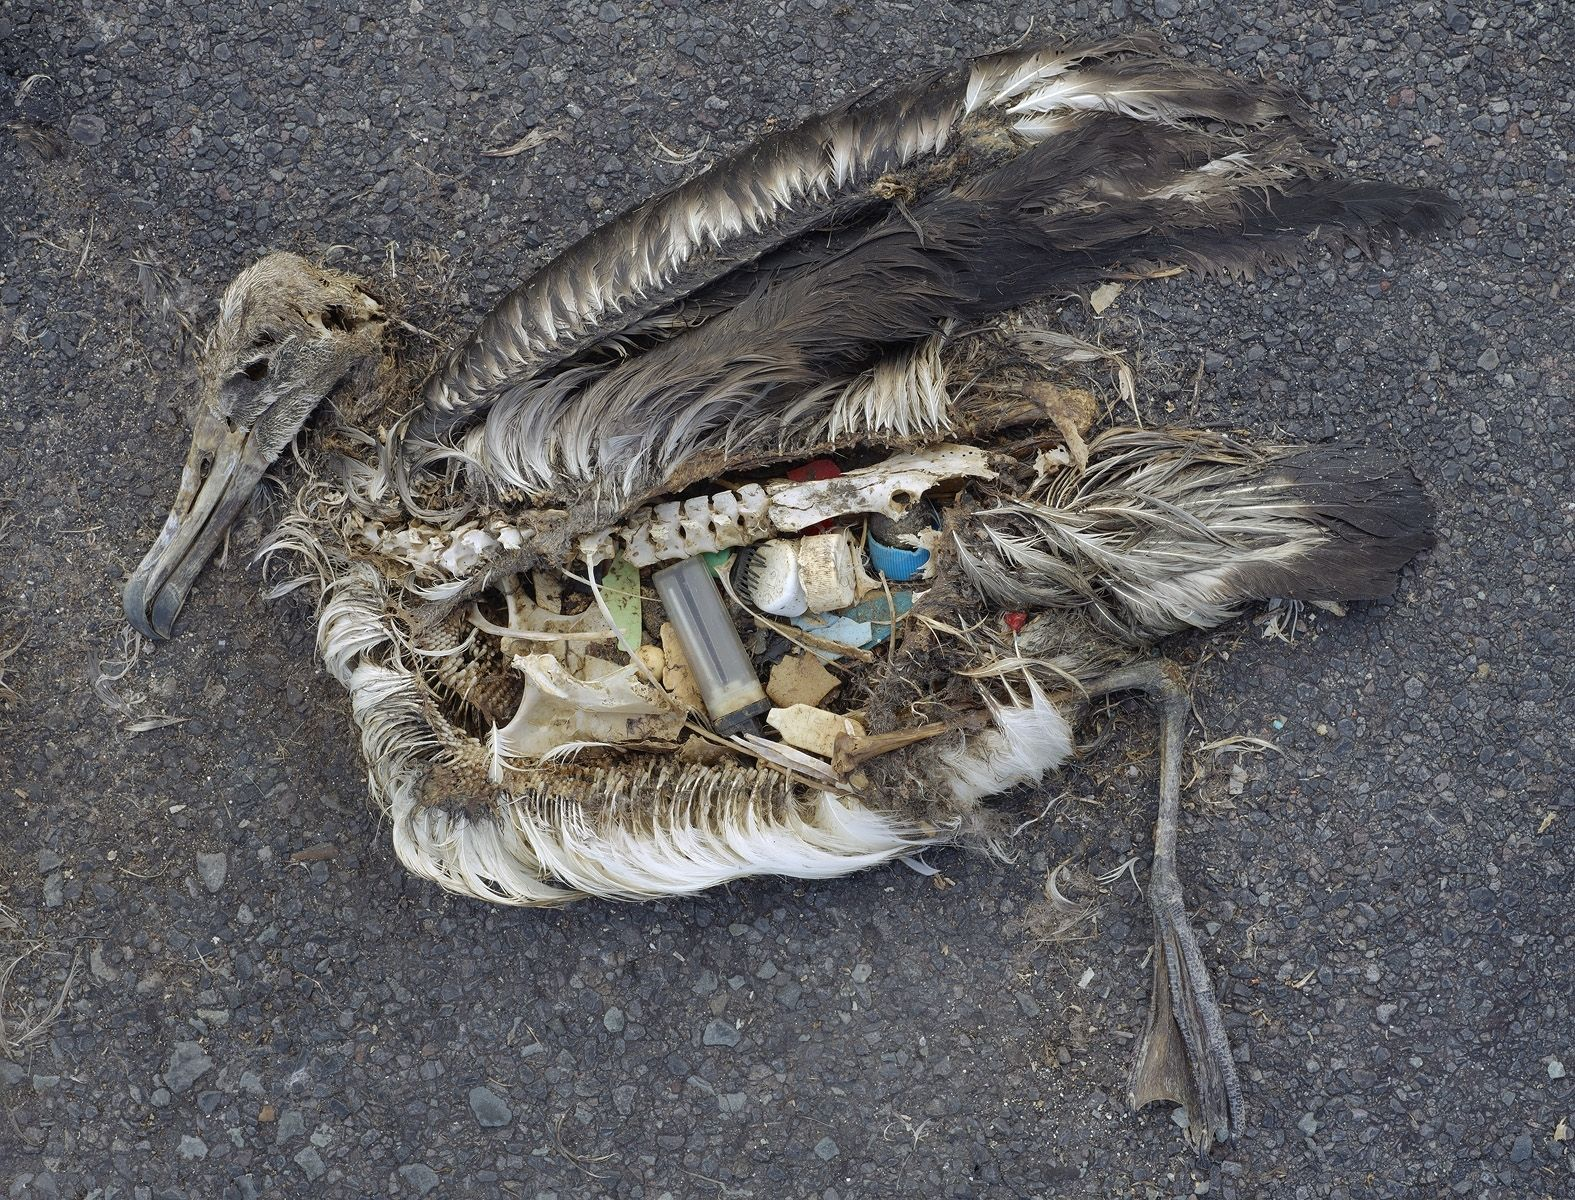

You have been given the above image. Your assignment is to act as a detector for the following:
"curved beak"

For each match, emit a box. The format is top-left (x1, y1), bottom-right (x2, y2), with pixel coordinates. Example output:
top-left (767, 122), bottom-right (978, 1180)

top-left (122, 410), bottom-right (267, 639)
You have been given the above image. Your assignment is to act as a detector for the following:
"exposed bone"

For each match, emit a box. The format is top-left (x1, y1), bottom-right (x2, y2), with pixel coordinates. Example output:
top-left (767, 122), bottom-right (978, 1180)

top-left (581, 443), bottom-right (995, 567)
top-left (363, 444), bottom-right (995, 580)
top-left (765, 444), bottom-right (994, 533)
top-left (831, 722), bottom-right (957, 776)
top-left (491, 653), bottom-right (685, 770)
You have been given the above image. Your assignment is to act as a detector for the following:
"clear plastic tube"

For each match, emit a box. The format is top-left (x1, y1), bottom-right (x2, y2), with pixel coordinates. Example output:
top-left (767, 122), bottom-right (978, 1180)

top-left (652, 556), bottom-right (769, 733)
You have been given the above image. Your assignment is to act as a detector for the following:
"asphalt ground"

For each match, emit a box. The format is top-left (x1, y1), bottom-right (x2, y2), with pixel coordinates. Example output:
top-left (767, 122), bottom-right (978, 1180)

top-left (1, 2), bottom-right (1570, 1197)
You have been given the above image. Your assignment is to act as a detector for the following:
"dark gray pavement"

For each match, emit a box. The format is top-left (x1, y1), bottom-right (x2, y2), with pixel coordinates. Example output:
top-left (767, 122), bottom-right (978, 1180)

top-left (1, 2), bottom-right (1570, 1197)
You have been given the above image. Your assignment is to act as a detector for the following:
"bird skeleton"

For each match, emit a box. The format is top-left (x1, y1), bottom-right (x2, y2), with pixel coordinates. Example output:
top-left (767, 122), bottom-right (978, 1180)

top-left (120, 35), bottom-right (1453, 1150)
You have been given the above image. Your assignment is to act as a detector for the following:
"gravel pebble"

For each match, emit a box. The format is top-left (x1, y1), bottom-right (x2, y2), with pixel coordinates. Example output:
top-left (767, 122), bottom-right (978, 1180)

top-left (702, 1019), bottom-right (741, 1047)
top-left (293, 1147), bottom-right (327, 1180)
top-left (163, 1042), bottom-right (213, 1093)
top-left (399, 1164), bottom-right (441, 1195)
top-left (65, 112), bottom-right (104, 145)
top-left (195, 851), bottom-right (227, 892)
top-left (467, 1086), bottom-right (513, 1128)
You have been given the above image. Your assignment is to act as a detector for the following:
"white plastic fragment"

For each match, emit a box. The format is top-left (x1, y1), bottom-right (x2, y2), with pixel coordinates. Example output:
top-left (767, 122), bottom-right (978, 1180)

top-left (740, 540), bottom-right (809, 617)
top-left (766, 705), bottom-right (865, 757)
top-left (794, 531), bottom-right (858, 612)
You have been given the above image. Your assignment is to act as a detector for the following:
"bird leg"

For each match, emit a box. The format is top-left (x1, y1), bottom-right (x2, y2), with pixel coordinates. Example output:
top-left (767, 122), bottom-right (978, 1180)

top-left (1083, 659), bottom-right (1244, 1149)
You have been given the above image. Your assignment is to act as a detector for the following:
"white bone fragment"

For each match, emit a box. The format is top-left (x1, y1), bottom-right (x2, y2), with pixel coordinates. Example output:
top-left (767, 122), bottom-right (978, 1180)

top-left (765, 444), bottom-right (993, 532)
top-left (583, 445), bottom-right (991, 567)
top-left (491, 654), bottom-right (685, 769)
top-left (439, 528), bottom-right (501, 575)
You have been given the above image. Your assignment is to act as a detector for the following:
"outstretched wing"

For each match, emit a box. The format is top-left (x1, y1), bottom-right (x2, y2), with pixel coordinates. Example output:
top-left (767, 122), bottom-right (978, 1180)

top-left (410, 37), bottom-right (1452, 523)
top-left (417, 35), bottom-right (1296, 430)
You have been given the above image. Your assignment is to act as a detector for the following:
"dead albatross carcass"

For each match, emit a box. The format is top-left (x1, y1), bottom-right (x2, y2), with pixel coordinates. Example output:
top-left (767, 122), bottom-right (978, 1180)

top-left (121, 38), bottom-right (1453, 1148)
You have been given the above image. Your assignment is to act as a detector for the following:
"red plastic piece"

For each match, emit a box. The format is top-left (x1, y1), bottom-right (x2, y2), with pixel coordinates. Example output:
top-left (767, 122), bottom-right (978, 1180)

top-left (1003, 611), bottom-right (1028, 634)
top-left (786, 458), bottom-right (841, 482)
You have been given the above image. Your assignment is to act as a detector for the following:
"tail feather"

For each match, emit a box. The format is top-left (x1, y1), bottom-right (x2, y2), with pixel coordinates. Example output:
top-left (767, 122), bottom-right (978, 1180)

top-left (1231, 446), bottom-right (1435, 601)
top-left (954, 431), bottom-right (1433, 644)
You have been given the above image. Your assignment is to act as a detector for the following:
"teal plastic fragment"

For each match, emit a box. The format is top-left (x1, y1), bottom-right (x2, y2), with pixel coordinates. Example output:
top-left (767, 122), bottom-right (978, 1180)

top-left (792, 592), bottom-right (914, 657)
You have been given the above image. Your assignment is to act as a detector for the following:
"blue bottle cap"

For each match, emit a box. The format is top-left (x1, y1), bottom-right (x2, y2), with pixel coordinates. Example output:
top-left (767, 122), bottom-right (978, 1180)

top-left (866, 532), bottom-right (930, 582)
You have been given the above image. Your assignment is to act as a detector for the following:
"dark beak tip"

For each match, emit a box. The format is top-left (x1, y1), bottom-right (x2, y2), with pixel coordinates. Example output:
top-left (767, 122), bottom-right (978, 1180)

top-left (150, 590), bottom-right (183, 640)
top-left (122, 575), bottom-right (177, 641)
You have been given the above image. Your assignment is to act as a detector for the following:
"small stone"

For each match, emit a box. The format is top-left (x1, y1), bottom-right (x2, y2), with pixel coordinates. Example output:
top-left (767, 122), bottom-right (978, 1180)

top-left (165, 1041), bottom-right (213, 1093)
top-left (468, 1086), bottom-right (513, 1127)
top-left (37, 849), bottom-right (62, 872)
top-left (274, 1110), bottom-right (305, 1143)
top-left (258, 1103), bottom-right (278, 1123)
top-left (718, 1092), bottom-right (746, 1114)
top-left (1297, 1112), bottom-right (1319, 1136)
top-left (598, 2), bottom-right (622, 20)
top-left (850, 963), bottom-right (872, 984)
top-left (177, 1135), bottom-right (207, 1161)
top-left (399, 1164), bottom-right (440, 1196)
top-left (1476, 348), bottom-right (1500, 371)
top-left (813, 1136), bottom-right (839, 1161)
top-left (293, 1147), bottom-right (326, 1180)
top-left (1509, 1133), bottom-right (1533, 1163)
top-left (67, 112), bottom-right (105, 145)
top-left (195, 852), bottom-right (227, 893)
top-left (1547, 1058), bottom-right (1566, 1080)
top-left (603, 1007), bottom-right (626, 1034)
top-left (1376, 1002), bottom-right (1398, 1024)
top-left (702, 1019), bottom-right (741, 1048)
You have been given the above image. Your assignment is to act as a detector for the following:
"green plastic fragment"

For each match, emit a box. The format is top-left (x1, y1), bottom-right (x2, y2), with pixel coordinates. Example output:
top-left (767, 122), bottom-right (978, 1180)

top-left (601, 557), bottom-right (644, 655)
top-left (701, 550), bottom-right (734, 576)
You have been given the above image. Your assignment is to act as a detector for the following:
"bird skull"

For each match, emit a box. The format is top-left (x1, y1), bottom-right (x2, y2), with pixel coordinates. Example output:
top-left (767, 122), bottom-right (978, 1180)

top-left (123, 253), bottom-right (386, 638)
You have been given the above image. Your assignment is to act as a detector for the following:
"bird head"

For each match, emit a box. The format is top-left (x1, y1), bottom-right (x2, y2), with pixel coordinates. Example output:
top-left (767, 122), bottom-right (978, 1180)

top-left (123, 252), bottom-right (386, 638)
